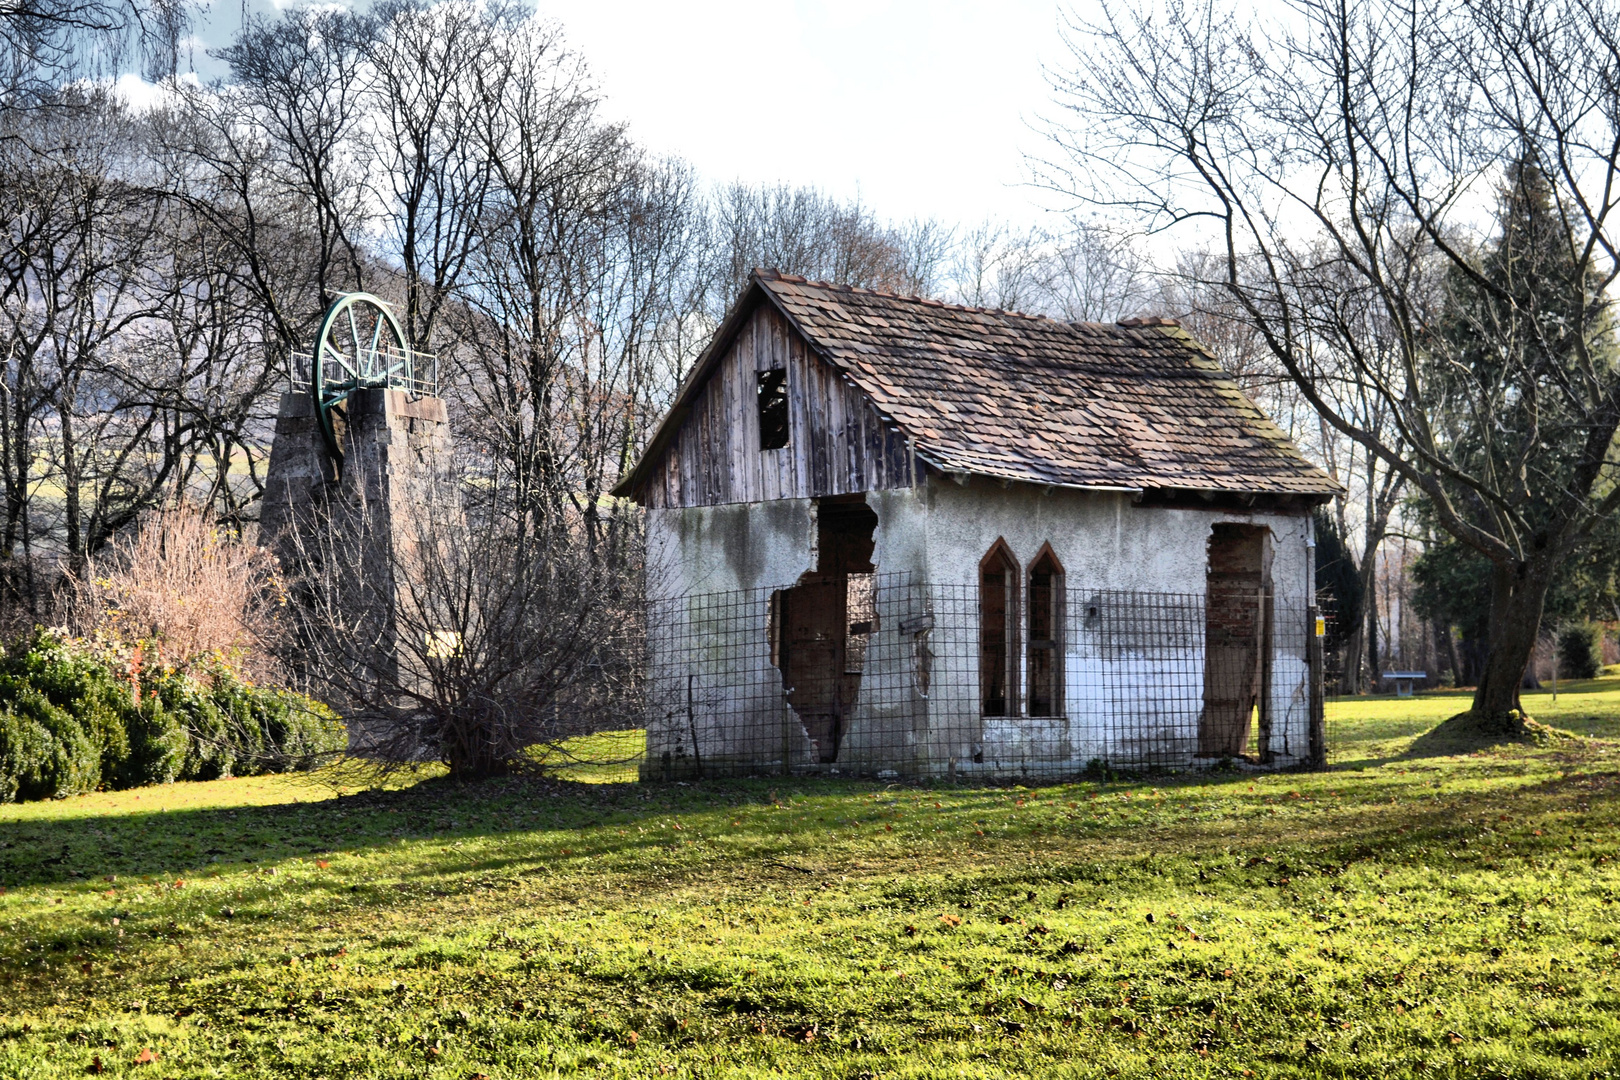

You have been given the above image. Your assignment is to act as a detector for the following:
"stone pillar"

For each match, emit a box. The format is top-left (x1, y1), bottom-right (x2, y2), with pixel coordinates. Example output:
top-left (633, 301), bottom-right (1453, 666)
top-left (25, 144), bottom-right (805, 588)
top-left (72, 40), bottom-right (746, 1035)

top-left (261, 388), bottom-right (454, 554)
top-left (260, 387), bottom-right (459, 753)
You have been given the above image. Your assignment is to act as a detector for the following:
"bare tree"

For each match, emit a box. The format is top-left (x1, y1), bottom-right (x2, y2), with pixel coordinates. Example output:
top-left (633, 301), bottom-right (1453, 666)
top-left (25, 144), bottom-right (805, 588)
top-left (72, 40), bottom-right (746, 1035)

top-left (1040, 0), bottom-right (1620, 726)
top-left (70, 501), bottom-right (284, 679)
top-left (947, 217), bottom-right (1154, 322)
top-left (1, 0), bottom-right (144, 104)
top-left (449, 13), bottom-right (706, 567)
top-left (363, 0), bottom-right (500, 353)
top-left (949, 221), bottom-right (1052, 314)
top-left (1158, 251), bottom-right (1411, 692)
top-left (215, 5), bottom-right (376, 307)
top-left (279, 473), bottom-right (640, 777)
top-left (0, 90), bottom-right (175, 575)
top-left (709, 181), bottom-right (949, 310)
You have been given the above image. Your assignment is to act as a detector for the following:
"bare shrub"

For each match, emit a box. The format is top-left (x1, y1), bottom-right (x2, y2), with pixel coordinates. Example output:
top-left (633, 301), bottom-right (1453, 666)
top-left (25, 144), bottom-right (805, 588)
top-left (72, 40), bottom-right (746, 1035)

top-left (279, 477), bottom-right (643, 779)
top-left (70, 503), bottom-right (286, 680)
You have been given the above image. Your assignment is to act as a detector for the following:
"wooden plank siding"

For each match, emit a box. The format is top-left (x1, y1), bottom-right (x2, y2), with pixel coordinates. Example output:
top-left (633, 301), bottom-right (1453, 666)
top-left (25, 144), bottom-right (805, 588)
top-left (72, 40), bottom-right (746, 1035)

top-left (643, 304), bottom-right (920, 509)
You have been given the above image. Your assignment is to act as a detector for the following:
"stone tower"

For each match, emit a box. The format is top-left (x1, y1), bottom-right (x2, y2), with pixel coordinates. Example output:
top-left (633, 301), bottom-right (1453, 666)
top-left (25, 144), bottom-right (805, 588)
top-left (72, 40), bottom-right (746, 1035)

top-left (259, 385), bottom-right (456, 557)
top-left (258, 294), bottom-right (460, 753)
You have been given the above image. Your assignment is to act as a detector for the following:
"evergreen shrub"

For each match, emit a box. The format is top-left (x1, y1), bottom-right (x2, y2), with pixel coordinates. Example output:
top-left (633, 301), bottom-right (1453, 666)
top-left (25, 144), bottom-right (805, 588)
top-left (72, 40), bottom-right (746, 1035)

top-left (1558, 622), bottom-right (1602, 681)
top-left (0, 631), bottom-right (343, 802)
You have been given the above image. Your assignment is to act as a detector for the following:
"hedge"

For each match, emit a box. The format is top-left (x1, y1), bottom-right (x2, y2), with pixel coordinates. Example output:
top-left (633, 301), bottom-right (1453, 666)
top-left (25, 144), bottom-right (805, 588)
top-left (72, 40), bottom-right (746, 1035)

top-left (0, 631), bottom-right (344, 803)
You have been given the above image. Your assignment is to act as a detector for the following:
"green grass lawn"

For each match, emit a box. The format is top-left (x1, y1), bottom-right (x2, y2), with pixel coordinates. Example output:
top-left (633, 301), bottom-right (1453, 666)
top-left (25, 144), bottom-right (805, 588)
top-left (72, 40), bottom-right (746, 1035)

top-left (2, 686), bottom-right (1619, 1078)
top-left (1329, 675), bottom-right (1620, 762)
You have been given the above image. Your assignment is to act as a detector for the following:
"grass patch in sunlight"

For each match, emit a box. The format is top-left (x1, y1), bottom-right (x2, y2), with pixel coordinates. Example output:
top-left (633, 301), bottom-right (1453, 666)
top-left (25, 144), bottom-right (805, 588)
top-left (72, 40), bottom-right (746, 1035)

top-left (531, 729), bottom-right (646, 784)
top-left (1328, 674), bottom-right (1620, 764)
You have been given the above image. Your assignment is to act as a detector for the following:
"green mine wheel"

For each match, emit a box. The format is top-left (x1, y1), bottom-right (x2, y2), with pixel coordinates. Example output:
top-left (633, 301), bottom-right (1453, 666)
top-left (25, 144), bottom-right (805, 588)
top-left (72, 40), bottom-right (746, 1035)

top-left (310, 292), bottom-right (412, 465)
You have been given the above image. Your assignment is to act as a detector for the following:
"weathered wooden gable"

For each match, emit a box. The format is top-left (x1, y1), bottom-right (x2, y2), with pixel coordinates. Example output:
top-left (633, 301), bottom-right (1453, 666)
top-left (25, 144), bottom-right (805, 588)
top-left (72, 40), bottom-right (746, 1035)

top-left (640, 303), bottom-right (919, 509)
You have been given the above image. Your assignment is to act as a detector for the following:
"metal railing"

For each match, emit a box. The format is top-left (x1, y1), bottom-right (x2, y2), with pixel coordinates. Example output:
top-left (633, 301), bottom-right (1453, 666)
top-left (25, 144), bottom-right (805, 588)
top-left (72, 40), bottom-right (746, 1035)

top-left (288, 345), bottom-right (440, 400)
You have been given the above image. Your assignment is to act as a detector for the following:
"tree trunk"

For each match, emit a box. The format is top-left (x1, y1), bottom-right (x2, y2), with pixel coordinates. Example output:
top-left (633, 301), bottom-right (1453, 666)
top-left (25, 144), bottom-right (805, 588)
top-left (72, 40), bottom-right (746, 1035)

top-left (1339, 623), bottom-right (1364, 695)
top-left (1364, 558), bottom-right (1380, 690)
top-left (1441, 618), bottom-right (1464, 687)
top-left (60, 399), bottom-right (84, 574)
top-left (1470, 556), bottom-right (1558, 726)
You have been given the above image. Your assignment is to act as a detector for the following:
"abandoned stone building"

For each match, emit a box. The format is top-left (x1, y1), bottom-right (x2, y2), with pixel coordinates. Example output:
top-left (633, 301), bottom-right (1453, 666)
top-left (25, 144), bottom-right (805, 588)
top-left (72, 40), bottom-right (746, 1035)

top-left (613, 270), bottom-right (1340, 779)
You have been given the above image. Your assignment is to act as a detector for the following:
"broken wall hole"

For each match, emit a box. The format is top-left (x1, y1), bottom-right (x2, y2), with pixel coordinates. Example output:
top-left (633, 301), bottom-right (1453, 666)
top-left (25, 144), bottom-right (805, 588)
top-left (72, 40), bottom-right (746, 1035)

top-left (650, 576), bottom-right (1315, 780)
top-left (768, 495), bottom-right (879, 763)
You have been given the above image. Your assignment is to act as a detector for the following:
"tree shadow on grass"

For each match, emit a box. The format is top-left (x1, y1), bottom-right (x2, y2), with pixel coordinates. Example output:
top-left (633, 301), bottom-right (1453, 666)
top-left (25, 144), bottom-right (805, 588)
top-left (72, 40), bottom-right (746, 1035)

top-left (1329, 712), bottom-right (1603, 771)
top-left (0, 774), bottom-right (710, 889)
top-left (4, 762), bottom-right (1615, 1010)
top-left (0, 772), bottom-right (976, 890)
top-left (4, 746), bottom-right (1612, 895)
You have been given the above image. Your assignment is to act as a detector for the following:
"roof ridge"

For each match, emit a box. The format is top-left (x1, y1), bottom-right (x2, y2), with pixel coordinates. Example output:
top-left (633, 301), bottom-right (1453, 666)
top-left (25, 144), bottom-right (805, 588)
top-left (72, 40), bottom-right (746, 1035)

top-left (753, 267), bottom-right (1068, 324)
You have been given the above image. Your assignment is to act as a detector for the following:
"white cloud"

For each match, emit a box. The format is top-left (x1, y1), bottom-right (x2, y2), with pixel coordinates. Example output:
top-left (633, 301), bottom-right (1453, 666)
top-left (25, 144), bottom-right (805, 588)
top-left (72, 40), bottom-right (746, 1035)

top-left (181, 0), bottom-right (1084, 229)
top-left (110, 71), bottom-right (202, 112)
top-left (539, 0), bottom-right (1077, 228)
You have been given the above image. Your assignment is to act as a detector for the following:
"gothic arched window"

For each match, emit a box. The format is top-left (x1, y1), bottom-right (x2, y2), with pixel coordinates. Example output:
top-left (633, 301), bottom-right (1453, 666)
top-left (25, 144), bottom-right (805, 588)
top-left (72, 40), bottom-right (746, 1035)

top-left (1027, 545), bottom-right (1065, 717)
top-left (980, 540), bottom-right (1020, 717)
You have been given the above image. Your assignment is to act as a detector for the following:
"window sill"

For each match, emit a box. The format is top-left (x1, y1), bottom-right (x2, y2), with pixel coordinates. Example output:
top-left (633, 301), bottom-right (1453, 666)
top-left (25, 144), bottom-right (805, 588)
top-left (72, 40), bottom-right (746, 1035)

top-left (982, 715), bottom-right (1069, 721)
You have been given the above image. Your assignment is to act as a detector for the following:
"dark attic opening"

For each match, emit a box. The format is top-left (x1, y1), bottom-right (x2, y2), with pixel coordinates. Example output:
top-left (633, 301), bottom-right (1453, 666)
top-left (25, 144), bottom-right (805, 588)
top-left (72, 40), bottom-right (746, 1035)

top-left (770, 495), bottom-right (878, 763)
top-left (757, 368), bottom-right (789, 450)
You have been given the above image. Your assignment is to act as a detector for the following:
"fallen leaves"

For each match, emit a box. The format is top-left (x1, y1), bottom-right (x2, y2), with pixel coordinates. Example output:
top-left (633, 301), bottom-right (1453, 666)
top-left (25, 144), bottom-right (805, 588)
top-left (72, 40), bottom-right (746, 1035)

top-left (133, 1048), bottom-right (158, 1065)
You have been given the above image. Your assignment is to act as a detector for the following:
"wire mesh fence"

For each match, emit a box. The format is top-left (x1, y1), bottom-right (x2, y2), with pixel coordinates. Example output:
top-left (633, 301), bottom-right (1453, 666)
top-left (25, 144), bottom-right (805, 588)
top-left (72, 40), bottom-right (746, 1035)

top-left (593, 574), bottom-right (1323, 783)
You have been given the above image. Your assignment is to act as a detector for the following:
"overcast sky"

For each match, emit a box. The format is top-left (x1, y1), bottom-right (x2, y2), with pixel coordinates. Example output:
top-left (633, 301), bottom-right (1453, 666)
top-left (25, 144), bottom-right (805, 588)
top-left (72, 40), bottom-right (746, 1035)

top-left (178, 0), bottom-right (1087, 231)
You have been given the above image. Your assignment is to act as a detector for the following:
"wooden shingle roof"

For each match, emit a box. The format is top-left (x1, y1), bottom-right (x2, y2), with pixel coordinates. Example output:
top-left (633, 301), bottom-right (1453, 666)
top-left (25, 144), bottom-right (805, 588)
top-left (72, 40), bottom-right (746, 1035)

top-left (615, 269), bottom-right (1338, 501)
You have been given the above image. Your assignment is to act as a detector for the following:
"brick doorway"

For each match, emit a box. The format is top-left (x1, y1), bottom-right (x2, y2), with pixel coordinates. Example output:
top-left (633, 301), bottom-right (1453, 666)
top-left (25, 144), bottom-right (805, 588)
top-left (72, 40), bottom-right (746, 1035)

top-left (1201, 523), bottom-right (1274, 758)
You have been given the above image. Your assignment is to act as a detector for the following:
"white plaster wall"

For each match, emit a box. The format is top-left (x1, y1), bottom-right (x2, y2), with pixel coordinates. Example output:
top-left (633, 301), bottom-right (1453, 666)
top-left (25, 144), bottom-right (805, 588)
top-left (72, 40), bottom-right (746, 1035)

top-left (643, 476), bottom-right (1318, 777)
top-left (873, 476), bottom-right (1315, 775)
top-left (874, 477), bottom-right (1313, 603)
top-left (647, 479), bottom-right (1314, 614)
top-left (646, 499), bottom-right (817, 600)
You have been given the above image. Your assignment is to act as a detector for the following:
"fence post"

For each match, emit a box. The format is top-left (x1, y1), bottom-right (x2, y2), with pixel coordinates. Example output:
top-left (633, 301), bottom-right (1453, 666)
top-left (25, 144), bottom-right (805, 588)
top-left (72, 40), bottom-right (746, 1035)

top-left (1307, 604), bottom-right (1327, 768)
top-left (686, 673), bottom-right (703, 779)
top-left (1257, 587), bottom-right (1275, 765)
top-left (782, 692), bottom-right (792, 777)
